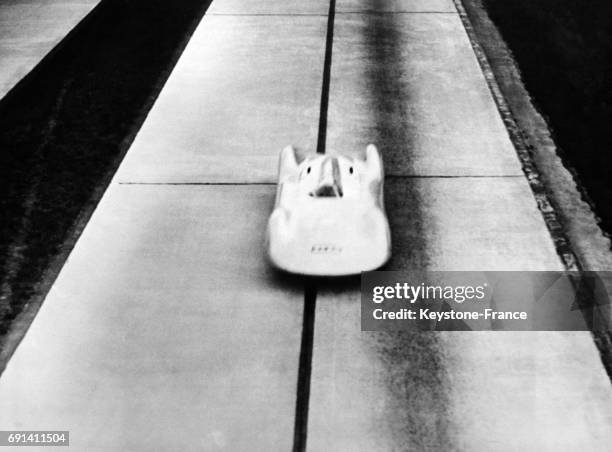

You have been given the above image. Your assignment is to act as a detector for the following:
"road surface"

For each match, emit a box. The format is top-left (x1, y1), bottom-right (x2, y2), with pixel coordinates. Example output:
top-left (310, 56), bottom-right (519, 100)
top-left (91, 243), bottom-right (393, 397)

top-left (0, 0), bottom-right (100, 100)
top-left (1, 0), bottom-right (611, 450)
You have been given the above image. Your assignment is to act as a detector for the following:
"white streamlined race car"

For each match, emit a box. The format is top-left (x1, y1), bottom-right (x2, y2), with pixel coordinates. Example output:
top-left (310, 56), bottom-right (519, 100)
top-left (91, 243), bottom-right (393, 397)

top-left (266, 144), bottom-right (391, 276)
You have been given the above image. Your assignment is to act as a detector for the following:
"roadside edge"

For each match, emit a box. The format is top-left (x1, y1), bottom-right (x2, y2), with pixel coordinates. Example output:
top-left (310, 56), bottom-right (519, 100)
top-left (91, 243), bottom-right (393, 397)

top-left (455, 0), bottom-right (612, 377)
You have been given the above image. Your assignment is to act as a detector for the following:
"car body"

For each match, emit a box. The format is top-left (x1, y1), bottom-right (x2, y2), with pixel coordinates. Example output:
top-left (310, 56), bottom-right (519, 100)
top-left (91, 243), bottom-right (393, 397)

top-left (266, 144), bottom-right (391, 276)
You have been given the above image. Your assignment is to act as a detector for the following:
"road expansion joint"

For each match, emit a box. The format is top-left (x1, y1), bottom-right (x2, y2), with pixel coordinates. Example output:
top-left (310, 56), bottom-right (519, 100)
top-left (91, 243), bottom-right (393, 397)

top-left (207, 13), bottom-right (328, 17)
top-left (292, 0), bottom-right (336, 449)
top-left (335, 11), bottom-right (457, 15)
top-left (117, 182), bottom-right (276, 186)
top-left (293, 284), bottom-right (317, 452)
top-left (385, 174), bottom-right (523, 179)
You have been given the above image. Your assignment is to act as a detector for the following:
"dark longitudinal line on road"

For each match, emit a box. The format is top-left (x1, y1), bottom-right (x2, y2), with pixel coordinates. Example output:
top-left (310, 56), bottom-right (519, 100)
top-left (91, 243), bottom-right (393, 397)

top-left (293, 284), bottom-right (317, 452)
top-left (292, 0), bottom-right (336, 451)
top-left (314, 0), bottom-right (336, 157)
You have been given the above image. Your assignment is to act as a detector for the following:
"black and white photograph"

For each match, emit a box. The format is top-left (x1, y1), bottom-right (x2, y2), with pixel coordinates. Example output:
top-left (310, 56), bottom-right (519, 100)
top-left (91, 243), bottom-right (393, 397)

top-left (0, 0), bottom-right (611, 450)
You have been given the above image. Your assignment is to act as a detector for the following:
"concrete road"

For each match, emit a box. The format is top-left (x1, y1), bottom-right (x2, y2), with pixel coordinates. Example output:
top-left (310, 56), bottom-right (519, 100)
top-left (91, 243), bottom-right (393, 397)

top-left (1, 0), bottom-right (612, 451)
top-left (0, 0), bottom-right (100, 100)
top-left (307, 2), bottom-right (612, 451)
top-left (0, 0), bottom-right (329, 449)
